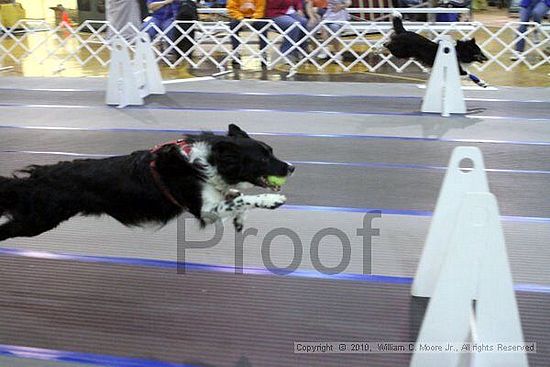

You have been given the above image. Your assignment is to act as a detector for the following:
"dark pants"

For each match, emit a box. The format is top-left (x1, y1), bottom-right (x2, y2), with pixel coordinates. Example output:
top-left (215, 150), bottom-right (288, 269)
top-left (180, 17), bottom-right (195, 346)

top-left (515, 1), bottom-right (549, 52)
top-left (229, 19), bottom-right (270, 52)
top-left (271, 13), bottom-right (309, 56)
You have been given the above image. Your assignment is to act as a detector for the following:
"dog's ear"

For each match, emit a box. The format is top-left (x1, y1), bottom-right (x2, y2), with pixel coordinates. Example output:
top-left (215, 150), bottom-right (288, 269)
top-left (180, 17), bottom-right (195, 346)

top-left (470, 38), bottom-right (476, 43)
top-left (228, 124), bottom-right (250, 139)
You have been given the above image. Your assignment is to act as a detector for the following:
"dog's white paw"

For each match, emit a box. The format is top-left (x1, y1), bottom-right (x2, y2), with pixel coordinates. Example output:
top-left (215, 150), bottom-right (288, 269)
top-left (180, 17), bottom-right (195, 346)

top-left (372, 43), bottom-right (385, 55)
top-left (392, 10), bottom-right (402, 18)
top-left (248, 194), bottom-right (287, 210)
top-left (225, 189), bottom-right (242, 201)
top-left (478, 80), bottom-right (488, 88)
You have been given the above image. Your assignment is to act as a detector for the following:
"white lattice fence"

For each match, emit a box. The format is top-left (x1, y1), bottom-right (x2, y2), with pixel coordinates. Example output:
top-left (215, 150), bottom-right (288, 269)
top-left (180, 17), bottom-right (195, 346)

top-left (1, 19), bottom-right (548, 73)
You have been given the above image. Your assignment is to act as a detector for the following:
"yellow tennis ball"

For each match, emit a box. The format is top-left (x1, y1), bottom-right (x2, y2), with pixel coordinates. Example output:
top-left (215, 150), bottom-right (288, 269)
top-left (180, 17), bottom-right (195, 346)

top-left (267, 176), bottom-right (287, 187)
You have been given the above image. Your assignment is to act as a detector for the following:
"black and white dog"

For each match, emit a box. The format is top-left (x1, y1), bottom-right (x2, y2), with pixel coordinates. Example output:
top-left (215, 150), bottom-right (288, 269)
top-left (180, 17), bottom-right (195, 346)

top-left (0, 124), bottom-right (293, 241)
top-left (381, 11), bottom-right (489, 87)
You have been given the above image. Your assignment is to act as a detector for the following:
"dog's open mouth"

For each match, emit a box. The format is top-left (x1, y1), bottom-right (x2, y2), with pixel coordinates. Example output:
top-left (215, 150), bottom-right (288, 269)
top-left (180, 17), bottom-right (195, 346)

top-left (257, 176), bottom-right (283, 192)
top-left (476, 55), bottom-right (489, 63)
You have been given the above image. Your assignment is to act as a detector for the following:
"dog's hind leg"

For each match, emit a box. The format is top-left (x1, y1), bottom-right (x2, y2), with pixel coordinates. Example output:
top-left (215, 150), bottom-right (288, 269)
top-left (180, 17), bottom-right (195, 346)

top-left (0, 220), bottom-right (26, 242)
top-left (0, 177), bottom-right (11, 218)
top-left (0, 215), bottom-right (68, 242)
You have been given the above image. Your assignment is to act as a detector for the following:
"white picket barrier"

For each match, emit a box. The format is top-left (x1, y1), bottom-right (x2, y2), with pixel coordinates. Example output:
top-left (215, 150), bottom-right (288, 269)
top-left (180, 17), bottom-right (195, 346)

top-left (1, 19), bottom-right (548, 73)
top-left (106, 33), bottom-right (165, 108)
top-left (410, 147), bottom-right (528, 367)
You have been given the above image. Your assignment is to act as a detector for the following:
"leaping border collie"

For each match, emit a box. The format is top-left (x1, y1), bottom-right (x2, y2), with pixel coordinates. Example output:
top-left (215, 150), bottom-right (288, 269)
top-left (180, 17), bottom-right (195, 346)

top-left (0, 124), bottom-right (294, 241)
top-left (381, 11), bottom-right (489, 88)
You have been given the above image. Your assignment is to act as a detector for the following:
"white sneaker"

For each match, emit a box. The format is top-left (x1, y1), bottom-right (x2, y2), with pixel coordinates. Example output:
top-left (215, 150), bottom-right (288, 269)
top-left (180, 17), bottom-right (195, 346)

top-left (166, 52), bottom-right (179, 63)
top-left (532, 32), bottom-right (540, 44)
top-left (317, 51), bottom-right (328, 59)
top-left (509, 52), bottom-right (522, 61)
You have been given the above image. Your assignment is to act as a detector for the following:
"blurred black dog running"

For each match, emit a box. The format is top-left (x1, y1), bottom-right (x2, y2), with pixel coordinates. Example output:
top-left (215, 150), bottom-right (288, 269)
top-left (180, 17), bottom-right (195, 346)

top-left (0, 124), bottom-right (294, 241)
top-left (382, 11), bottom-right (489, 87)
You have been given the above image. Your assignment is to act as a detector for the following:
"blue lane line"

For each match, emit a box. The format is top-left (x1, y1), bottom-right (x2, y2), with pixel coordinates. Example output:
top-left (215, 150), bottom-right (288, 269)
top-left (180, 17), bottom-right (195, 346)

top-left (283, 204), bottom-right (550, 224)
top-left (0, 102), bottom-right (549, 122)
top-left (1, 124), bottom-right (550, 146)
top-left (3, 151), bottom-right (550, 176)
top-left (0, 247), bottom-right (549, 294)
top-left (0, 102), bottom-right (422, 117)
top-left (290, 160), bottom-right (550, 175)
top-left (0, 247), bottom-right (412, 283)
top-left (0, 344), bottom-right (198, 367)
top-left (1, 86), bottom-right (549, 104)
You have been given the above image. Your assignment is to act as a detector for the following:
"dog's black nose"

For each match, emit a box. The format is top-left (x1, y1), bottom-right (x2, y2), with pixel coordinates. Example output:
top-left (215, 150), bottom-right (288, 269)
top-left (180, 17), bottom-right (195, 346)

top-left (287, 164), bottom-right (295, 175)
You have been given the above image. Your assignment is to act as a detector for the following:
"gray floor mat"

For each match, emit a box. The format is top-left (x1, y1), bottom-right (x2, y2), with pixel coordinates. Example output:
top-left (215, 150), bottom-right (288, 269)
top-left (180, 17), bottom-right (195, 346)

top-left (0, 254), bottom-right (548, 367)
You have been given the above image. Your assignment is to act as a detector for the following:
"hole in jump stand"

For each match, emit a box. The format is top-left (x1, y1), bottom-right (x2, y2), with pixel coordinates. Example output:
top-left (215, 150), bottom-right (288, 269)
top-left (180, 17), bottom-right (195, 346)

top-left (443, 47), bottom-right (450, 54)
top-left (459, 157), bottom-right (474, 173)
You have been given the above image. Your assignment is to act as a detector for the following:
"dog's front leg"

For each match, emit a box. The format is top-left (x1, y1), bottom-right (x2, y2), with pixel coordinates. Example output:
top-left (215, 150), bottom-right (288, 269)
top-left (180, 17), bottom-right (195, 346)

top-left (467, 72), bottom-right (488, 88)
top-left (460, 65), bottom-right (488, 88)
top-left (206, 193), bottom-right (287, 232)
top-left (230, 193), bottom-right (287, 211)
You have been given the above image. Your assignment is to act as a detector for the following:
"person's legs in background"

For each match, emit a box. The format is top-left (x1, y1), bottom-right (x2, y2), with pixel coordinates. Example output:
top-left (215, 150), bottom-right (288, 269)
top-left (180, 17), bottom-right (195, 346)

top-left (531, 1), bottom-right (549, 44)
top-left (149, 18), bottom-right (178, 61)
top-left (327, 22), bottom-right (344, 59)
top-left (229, 19), bottom-right (242, 51)
top-left (514, 3), bottom-right (534, 54)
top-left (106, 0), bottom-right (142, 41)
top-left (160, 18), bottom-right (177, 41)
top-left (230, 20), bottom-right (269, 51)
top-left (272, 14), bottom-right (309, 59)
top-left (251, 20), bottom-right (271, 52)
top-left (289, 13), bottom-right (310, 57)
top-left (142, 16), bottom-right (161, 40)
top-left (272, 15), bottom-right (298, 56)
top-left (229, 20), bottom-right (270, 66)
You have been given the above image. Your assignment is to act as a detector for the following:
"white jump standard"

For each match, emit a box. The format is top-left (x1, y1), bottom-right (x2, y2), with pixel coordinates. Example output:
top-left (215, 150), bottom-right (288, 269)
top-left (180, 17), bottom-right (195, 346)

top-left (106, 33), bottom-right (166, 108)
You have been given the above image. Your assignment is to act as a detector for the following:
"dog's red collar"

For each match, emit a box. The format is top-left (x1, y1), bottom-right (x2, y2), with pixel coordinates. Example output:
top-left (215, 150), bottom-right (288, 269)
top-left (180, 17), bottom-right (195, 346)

top-left (149, 139), bottom-right (192, 209)
top-left (150, 139), bottom-right (192, 156)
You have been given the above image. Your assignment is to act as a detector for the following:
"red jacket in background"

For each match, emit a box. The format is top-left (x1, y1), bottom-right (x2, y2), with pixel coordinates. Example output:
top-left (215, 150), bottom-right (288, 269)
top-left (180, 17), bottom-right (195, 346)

top-left (265, 0), bottom-right (304, 18)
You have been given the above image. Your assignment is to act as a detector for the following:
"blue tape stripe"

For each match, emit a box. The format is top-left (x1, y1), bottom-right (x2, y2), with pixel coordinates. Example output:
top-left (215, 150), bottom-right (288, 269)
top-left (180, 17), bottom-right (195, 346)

top-left (0, 247), bottom-right (409, 280)
top-left (290, 160), bottom-right (550, 175)
top-left (0, 344), bottom-right (198, 367)
top-left (1, 124), bottom-right (549, 146)
top-left (0, 102), bottom-right (549, 122)
top-left (3, 151), bottom-right (550, 176)
top-left (284, 204), bottom-right (431, 216)
top-left (0, 247), bottom-right (549, 294)
top-left (1, 87), bottom-right (548, 104)
top-left (283, 205), bottom-right (550, 223)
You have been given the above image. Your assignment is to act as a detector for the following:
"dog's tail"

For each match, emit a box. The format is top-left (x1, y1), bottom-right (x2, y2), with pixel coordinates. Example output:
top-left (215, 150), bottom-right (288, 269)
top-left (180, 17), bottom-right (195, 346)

top-left (391, 10), bottom-right (406, 34)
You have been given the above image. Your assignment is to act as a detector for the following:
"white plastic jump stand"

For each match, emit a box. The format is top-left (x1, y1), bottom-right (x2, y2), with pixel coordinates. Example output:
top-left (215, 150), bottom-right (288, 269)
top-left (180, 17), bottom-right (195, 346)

top-left (106, 34), bottom-right (165, 108)
top-left (412, 147), bottom-right (488, 298)
top-left (106, 37), bottom-right (142, 108)
top-left (134, 33), bottom-right (165, 97)
top-left (421, 35), bottom-right (466, 117)
top-left (410, 147), bottom-right (528, 367)
top-left (409, 192), bottom-right (528, 367)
